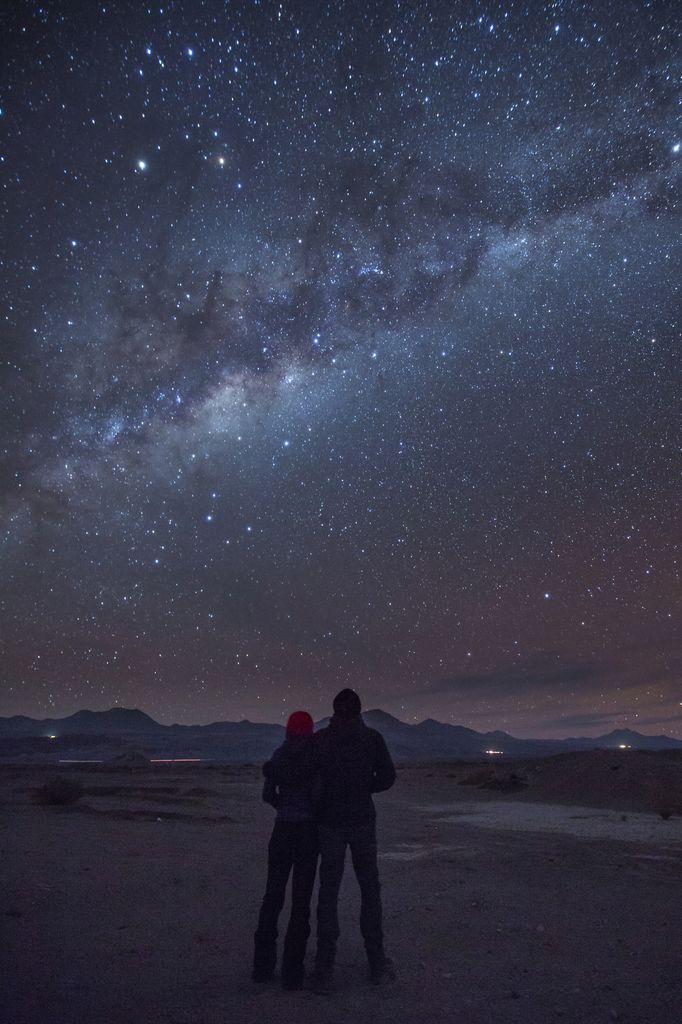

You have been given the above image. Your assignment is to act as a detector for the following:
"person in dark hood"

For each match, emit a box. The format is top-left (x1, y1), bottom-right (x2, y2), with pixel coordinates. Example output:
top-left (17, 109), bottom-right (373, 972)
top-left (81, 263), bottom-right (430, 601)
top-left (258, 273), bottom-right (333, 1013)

top-left (252, 710), bottom-right (319, 990)
top-left (311, 688), bottom-right (396, 992)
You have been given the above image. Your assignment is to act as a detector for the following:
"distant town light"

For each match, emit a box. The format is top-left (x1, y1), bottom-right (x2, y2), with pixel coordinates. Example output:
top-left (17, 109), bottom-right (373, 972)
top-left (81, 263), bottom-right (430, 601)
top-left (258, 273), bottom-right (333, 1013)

top-left (484, 749), bottom-right (504, 755)
top-left (47, 734), bottom-right (57, 739)
top-left (618, 743), bottom-right (632, 749)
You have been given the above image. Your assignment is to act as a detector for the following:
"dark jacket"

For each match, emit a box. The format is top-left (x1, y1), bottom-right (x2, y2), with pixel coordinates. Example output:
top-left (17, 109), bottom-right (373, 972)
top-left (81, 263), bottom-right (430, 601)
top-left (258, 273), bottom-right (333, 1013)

top-left (313, 714), bottom-right (396, 825)
top-left (262, 736), bottom-right (318, 822)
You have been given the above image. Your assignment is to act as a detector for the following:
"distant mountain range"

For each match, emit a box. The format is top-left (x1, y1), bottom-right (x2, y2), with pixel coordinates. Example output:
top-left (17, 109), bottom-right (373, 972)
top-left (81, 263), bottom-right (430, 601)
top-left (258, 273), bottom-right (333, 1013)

top-left (0, 707), bottom-right (680, 764)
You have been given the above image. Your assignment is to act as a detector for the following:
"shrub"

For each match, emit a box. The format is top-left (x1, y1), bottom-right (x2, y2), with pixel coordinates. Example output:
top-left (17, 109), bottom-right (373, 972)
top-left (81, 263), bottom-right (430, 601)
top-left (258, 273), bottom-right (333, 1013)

top-left (658, 808), bottom-right (674, 821)
top-left (33, 776), bottom-right (83, 806)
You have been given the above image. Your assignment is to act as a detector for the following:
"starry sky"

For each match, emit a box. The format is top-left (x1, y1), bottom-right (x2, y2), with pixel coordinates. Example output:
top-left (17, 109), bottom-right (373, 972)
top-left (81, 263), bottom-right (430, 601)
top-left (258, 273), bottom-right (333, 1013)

top-left (1, 0), bottom-right (680, 737)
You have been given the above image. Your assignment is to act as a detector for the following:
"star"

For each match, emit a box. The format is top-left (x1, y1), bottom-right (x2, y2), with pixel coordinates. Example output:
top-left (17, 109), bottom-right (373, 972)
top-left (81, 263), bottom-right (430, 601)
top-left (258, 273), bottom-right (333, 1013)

top-left (0, 0), bottom-right (678, 738)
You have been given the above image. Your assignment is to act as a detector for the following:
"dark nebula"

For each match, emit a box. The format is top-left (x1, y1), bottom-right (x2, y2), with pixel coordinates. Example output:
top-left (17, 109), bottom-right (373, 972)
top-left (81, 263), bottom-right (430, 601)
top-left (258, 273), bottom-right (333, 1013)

top-left (1, 1), bottom-right (679, 735)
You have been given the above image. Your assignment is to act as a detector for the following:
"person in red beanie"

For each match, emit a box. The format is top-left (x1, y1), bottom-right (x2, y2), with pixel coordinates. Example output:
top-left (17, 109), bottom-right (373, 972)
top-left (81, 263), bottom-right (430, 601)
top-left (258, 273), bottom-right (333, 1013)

top-left (252, 710), bottom-right (319, 990)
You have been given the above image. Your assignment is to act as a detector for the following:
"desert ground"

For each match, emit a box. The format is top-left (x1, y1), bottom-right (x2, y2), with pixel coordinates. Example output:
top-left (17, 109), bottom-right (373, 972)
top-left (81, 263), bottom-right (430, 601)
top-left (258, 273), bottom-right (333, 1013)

top-left (2, 754), bottom-right (681, 1024)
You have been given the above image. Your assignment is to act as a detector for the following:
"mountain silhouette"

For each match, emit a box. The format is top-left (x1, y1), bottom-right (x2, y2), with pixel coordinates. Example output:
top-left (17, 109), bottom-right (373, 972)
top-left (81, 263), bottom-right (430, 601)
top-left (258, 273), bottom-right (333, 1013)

top-left (0, 707), bottom-right (679, 763)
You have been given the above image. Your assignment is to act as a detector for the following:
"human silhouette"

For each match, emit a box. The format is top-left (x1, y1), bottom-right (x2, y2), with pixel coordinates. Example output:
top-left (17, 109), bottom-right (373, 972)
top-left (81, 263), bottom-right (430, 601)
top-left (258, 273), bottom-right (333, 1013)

top-left (252, 710), bottom-right (319, 990)
top-left (311, 688), bottom-right (396, 992)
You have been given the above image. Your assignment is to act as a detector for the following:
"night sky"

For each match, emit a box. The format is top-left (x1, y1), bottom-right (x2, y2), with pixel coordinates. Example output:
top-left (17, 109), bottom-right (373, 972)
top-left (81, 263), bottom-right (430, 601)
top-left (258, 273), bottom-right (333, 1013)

top-left (1, 1), bottom-right (680, 736)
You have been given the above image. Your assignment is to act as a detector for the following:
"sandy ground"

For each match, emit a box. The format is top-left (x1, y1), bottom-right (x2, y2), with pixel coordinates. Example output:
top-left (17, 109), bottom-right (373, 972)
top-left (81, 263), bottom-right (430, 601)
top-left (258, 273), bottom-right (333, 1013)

top-left (425, 802), bottom-right (682, 844)
top-left (2, 764), bottom-right (681, 1024)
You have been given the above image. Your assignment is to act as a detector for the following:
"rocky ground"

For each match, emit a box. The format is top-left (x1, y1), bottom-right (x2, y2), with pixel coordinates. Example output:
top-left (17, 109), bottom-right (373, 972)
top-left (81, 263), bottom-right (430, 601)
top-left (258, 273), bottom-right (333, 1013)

top-left (2, 759), bottom-right (681, 1024)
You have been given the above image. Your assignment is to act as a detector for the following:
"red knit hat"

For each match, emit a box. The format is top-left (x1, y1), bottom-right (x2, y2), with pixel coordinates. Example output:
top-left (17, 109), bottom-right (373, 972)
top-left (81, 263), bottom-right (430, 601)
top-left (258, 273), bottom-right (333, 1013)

top-left (286, 710), bottom-right (314, 737)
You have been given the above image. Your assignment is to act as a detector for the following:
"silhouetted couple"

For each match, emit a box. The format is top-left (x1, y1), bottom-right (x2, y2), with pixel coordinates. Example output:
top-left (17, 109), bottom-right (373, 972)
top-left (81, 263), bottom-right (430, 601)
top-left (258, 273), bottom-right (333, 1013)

top-left (252, 688), bottom-right (396, 992)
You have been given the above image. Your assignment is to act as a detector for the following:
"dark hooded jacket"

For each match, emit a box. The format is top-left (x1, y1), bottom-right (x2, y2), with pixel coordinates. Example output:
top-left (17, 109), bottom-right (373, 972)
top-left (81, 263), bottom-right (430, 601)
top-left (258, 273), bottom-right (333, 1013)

top-left (262, 735), bottom-right (318, 822)
top-left (313, 714), bottom-right (396, 825)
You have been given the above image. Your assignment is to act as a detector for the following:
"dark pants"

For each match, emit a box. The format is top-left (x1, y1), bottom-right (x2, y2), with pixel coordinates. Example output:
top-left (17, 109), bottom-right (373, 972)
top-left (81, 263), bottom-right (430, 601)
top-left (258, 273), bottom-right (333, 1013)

top-left (316, 822), bottom-right (384, 971)
top-left (253, 820), bottom-right (319, 984)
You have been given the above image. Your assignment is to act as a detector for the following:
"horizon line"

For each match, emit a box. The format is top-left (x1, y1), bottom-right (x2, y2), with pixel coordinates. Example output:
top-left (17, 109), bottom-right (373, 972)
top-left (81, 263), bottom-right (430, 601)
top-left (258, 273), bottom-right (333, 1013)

top-left (1, 705), bottom-right (680, 744)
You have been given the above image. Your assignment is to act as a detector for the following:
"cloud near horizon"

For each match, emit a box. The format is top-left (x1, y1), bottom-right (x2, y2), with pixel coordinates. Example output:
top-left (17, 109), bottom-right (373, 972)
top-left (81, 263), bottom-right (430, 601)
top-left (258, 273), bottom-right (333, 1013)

top-left (428, 652), bottom-right (605, 699)
top-left (539, 711), bottom-right (622, 731)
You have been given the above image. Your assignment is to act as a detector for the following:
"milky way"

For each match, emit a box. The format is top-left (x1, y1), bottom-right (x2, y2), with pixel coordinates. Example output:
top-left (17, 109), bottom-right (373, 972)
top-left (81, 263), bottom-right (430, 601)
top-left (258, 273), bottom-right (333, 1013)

top-left (1, 0), bottom-right (680, 734)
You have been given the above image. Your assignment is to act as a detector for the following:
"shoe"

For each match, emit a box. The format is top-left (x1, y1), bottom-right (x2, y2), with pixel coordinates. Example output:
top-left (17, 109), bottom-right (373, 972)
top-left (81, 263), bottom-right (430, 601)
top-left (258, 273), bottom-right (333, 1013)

top-left (370, 956), bottom-right (396, 984)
